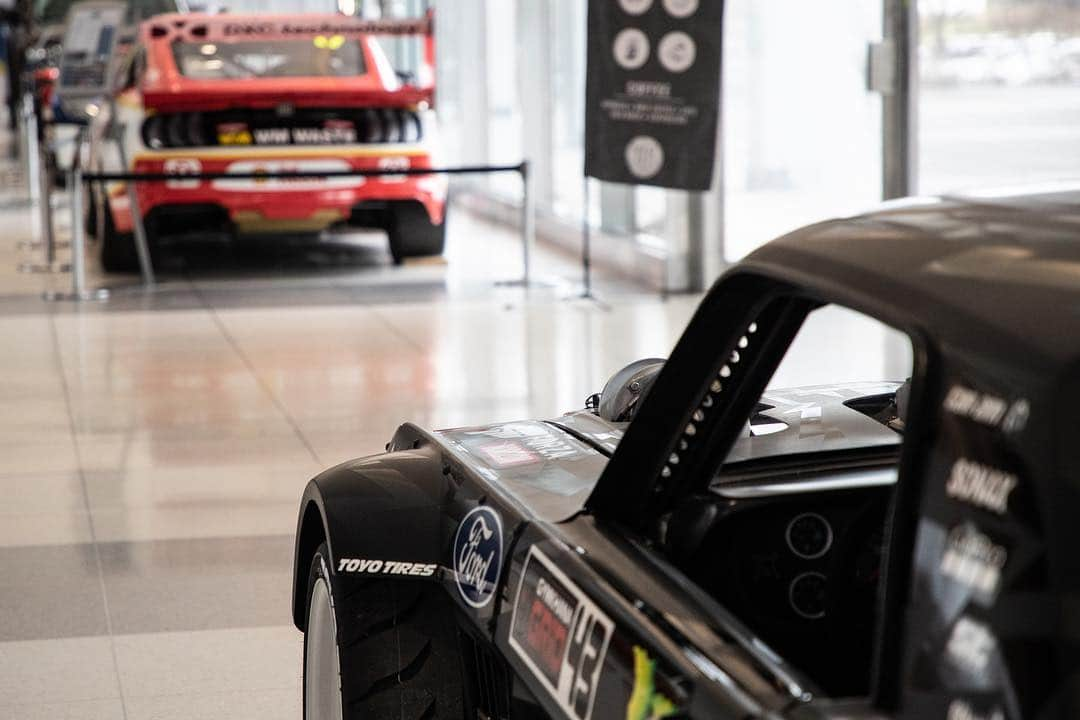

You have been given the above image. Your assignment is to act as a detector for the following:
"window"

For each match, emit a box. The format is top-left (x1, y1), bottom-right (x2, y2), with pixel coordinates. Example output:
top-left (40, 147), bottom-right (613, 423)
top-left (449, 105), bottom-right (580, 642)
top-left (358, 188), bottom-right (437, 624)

top-left (723, 0), bottom-right (884, 259)
top-left (172, 39), bottom-right (367, 79)
top-left (665, 302), bottom-right (915, 698)
top-left (919, 0), bottom-right (1080, 193)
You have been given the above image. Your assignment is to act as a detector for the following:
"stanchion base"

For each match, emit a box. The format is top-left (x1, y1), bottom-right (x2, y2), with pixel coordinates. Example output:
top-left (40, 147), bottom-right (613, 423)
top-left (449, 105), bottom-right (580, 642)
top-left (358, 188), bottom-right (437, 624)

top-left (42, 288), bottom-right (110, 302)
top-left (19, 261), bottom-right (72, 274)
top-left (494, 276), bottom-right (560, 289)
top-left (18, 240), bottom-right (71, 250)
top-left (562, 287), bottom-right (611, 310)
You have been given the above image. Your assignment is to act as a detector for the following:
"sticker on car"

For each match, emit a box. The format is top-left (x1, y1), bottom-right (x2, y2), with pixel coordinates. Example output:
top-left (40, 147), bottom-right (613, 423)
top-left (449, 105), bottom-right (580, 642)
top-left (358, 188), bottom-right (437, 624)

top-left (211, 159), bottom-right (365, 190)
top-left (509, 546), bottom-right (614, 720)
top-left (453, 505), bottom-right (504, 609)
top-left (163, 158), bottom-right (201, 189)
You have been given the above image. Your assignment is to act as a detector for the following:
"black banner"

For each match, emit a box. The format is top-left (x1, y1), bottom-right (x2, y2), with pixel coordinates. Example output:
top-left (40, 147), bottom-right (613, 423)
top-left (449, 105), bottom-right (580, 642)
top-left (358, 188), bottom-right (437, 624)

top-left (584, 0), bottom-right (723, 190)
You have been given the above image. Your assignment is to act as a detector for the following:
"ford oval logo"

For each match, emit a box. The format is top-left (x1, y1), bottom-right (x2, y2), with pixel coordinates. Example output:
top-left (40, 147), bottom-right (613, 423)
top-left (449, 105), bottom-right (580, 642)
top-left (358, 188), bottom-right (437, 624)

top-left (453, 506), bottom-right (504, 608)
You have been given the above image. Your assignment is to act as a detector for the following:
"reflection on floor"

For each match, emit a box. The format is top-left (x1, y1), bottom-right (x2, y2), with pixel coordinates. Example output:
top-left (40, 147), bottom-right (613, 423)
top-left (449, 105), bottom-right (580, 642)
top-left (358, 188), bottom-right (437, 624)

top-left (0, 137), bottom-right (701, 719)
top-left (0, 132), bottom-right (912, 718)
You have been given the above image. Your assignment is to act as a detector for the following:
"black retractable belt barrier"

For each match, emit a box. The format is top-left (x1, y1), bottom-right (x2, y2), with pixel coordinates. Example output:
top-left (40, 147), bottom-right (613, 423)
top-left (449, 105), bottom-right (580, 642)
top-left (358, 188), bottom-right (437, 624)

top-left (45, 160), bottom-right (539, 301)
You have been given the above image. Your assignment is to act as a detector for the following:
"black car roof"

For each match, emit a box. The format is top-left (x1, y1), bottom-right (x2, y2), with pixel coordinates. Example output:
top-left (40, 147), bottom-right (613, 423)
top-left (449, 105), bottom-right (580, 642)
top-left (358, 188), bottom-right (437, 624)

top-left (742, 187), bottom-right (1080, 371)
top-left (590, 186), bottom-right (1080, 531)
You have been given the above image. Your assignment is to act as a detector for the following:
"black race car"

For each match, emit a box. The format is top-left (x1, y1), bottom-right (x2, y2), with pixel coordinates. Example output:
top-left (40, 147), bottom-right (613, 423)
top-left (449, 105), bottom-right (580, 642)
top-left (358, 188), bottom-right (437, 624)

top-left (292, 188), bottom-right (1079, 720)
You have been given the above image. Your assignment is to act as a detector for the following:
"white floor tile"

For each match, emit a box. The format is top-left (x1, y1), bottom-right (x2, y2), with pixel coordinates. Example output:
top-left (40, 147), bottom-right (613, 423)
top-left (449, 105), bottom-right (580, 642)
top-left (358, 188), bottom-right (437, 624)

top-left (0, 511), bottom-right (94, 548)
top-left (91, 503), bottom-right (302, 543)
top-left (124, 688), bottom-right (299, 720)
top-left (113, 626), bottom-right (301, 698)
top-left (0, 637), bottom-right (120, 705)
top-left (0, 698), bottom-right (124, 720)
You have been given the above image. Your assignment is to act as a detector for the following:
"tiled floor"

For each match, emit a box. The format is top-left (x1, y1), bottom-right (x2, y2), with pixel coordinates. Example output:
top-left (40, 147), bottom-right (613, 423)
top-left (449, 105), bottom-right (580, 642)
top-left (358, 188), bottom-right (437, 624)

top-left (0, 133), bottom-right (701, 718)
top-left (0, 125), bottom-right (912, 717)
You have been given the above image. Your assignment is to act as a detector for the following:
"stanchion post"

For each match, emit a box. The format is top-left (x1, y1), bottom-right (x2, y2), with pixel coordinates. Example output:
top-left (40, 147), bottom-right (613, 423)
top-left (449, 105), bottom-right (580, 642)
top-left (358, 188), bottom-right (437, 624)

top-left (18, 94), bottom-right (71, 274)
top-left (581, 176), bottom-right (593, 299)
top-left (42, 166), bottom-right (108, 301)
top-left (113, 124), bottom-right (155, 287)
top-left (70, 166), bottom-right (86, 296)
top-left (22, 93), bottom-right (39, 209)
top-left (127, 181), bottom-right (155, 287)
top-left (38, 139), bottom-right (56, 264)
top-left (520, 160), bottom-right (534, 288)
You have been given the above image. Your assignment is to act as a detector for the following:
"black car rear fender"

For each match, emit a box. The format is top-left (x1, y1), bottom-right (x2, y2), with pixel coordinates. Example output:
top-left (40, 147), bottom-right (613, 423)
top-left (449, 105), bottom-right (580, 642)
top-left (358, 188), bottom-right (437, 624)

top-left (291, 436), bottom-right (450, 629)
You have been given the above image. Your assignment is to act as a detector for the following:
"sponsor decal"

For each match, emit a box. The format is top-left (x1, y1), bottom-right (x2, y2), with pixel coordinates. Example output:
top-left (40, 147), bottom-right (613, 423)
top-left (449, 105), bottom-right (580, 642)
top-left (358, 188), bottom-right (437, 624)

top-left (163, 158), bottom-right (201, 189)
top-left (945, 459), bottom-right (1018, 515)
top-left (947, 699), bottom-right (1005, 720)
top-left (627, 646), bottom-right (679, 720)
top-left (944, 385), bottom-right (1029, 433)
top-left (478, 441), bottom-right (542, 468)
top-left (453, 506), bottom-right (504, 608)
top-left (377, 155), bottom-right (411, 183)
top-left (253, 128), bottom-right (289, 145)
top-left (252, 122), bottom-right (357, 146)
top-left (464, 423), bottom-right (582, 461)
top-left (378, 156), bottom-right (411, 171)
top-left (946, 616), bottom-right (997, 675)
top-left (211, 159), bottom-right (365, 191)
top-left (217, 19), bottom-right (430, 38)
top-left (940, 524), bottom-right (1007, 600)
top-left (336, 557), bottom-right (436, 577)
top-left (509, 546), bottom-right (614, 720)
top-left (217, 122), bottom-right (253, 145)
top-left (222, 22), bottom-right (276, 36)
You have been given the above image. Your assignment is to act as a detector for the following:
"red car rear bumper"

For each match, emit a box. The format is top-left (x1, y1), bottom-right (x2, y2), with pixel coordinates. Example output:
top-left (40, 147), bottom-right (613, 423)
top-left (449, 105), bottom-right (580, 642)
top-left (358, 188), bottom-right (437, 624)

top-left (108, 148), bottom-right (447, 233)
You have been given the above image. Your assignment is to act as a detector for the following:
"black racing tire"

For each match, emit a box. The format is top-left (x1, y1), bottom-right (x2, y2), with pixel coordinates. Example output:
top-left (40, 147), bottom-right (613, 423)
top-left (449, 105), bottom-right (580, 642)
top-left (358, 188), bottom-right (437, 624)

top-left (387, 202), bottom-right (446, 265)
top-left (302, 543), bottom-right (465, 720)
top-left (99, 194), bottom-right (140, 273)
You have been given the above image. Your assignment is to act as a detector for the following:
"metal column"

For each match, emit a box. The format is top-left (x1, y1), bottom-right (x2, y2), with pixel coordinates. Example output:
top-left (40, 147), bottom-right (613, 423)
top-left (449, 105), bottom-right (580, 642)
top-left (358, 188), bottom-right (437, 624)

top-left (882, 0), bottom-right (918, 199)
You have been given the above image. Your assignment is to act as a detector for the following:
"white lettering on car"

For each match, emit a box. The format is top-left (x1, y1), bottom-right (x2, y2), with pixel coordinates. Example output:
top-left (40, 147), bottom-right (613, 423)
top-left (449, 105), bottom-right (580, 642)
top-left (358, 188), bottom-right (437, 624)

top-left (253, 128), bottom-right (290, 145)
top-left (940, 525), bottom-right (1007, 599)
top-left (944, 385), bottom-right (1029, 433)
top-left (336, 557), bottom-right (436, 577)
top-left (945, 459), bottom-right (1018, 514)
top-left (458, 515), bottom-right (495, 593)
top-left (946, 616), bottom-right (997, 674)
top-left (947, 699), bottom-right (1005, 720)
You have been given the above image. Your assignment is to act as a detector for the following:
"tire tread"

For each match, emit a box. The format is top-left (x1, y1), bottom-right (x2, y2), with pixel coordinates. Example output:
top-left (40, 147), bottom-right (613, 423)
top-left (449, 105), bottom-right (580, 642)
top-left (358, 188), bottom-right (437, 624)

top-left (303, 545), bottom-right (465, 720)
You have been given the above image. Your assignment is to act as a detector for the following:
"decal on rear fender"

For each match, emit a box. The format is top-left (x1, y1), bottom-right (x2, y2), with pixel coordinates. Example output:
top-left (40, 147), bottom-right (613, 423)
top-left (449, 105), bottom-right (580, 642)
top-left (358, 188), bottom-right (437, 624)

top-left (335, 557), bottom-right (436, 577)
top-left (453, 506), bottom-right (504, 608)
top-left (509, 546), bottom-right (614, 720)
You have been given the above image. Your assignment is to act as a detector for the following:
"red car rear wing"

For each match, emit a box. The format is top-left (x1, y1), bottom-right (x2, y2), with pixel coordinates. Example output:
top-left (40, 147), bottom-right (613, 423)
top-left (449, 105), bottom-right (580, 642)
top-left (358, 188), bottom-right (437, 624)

top-left (138, 12), bottom-right (437, 113)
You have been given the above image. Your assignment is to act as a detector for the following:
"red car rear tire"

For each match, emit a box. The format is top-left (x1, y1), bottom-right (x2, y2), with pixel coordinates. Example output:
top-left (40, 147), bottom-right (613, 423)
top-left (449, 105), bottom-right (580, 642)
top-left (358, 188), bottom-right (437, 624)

top-left (388, 202), bottom-right (446, 265)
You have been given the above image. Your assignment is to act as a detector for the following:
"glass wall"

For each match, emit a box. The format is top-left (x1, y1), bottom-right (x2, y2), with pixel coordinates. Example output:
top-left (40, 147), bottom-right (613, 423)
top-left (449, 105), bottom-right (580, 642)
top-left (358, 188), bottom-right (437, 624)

top-left (918, 0), bottom-right (1080, 194)
top-left (722, 0), bottom-right (884, 260)
top-left (434, 0), bottom-right (660, 240)
top-left (432, 1), bottom-right (894, 273)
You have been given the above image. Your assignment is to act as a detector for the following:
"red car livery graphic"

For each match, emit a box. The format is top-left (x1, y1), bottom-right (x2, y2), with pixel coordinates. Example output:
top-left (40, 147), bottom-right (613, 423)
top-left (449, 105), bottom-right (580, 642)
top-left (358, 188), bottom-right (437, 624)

top-left (87, 12), bottom-right (446, 271)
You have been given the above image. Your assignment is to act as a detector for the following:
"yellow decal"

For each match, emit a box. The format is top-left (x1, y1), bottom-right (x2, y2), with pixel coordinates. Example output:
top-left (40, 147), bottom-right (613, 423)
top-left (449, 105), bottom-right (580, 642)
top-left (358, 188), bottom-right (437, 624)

top-left (218, 128), bottom-right (253, 145)
top-left (627, 646), bottom-right (679, 720)
top-left (314, 34), bottom-right (345, 50)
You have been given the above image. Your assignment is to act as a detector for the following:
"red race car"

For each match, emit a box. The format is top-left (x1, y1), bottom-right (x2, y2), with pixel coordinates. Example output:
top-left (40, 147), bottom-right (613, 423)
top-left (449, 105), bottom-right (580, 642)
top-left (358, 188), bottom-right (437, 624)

top-left (86, 13), bottom-right (446, 271)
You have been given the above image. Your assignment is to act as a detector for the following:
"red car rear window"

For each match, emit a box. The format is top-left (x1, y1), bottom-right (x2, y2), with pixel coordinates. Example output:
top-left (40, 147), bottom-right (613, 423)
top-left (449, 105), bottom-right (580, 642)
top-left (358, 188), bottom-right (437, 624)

top-left (171, 38), bottom-right (367, 79)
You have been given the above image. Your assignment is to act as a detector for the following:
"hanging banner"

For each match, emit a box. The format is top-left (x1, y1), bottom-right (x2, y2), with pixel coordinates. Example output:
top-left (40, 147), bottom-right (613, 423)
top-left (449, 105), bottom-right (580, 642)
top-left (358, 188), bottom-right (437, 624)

top-left (584, 0), bottom-right (723, 190)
